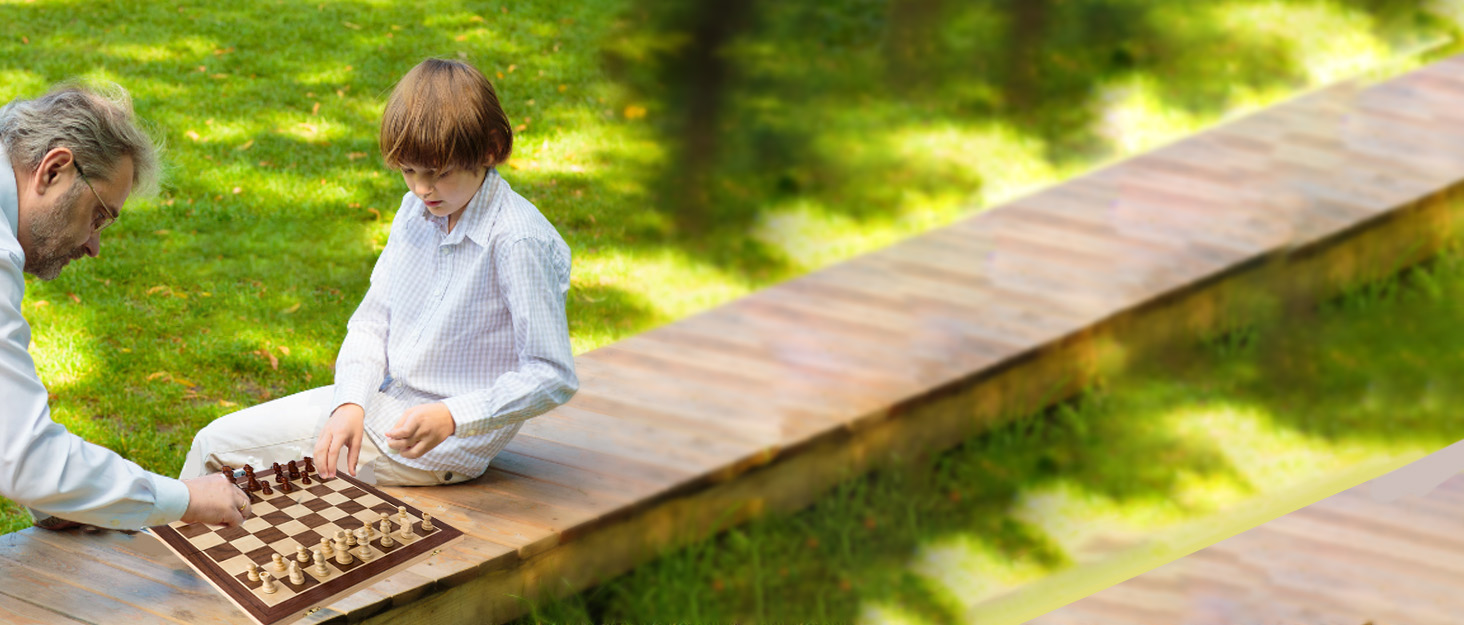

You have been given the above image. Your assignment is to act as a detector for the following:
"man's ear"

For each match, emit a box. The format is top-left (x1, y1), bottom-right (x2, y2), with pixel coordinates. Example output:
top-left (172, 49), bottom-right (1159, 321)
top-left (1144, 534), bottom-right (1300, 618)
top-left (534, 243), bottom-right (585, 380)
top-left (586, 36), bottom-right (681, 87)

top-left (31, 147), bottom-right (74, 197)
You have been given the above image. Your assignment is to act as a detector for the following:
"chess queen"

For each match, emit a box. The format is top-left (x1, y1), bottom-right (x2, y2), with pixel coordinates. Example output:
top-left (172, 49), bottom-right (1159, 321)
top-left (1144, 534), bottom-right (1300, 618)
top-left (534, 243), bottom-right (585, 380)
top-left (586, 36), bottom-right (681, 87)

top-left (177, 59), bottom-right (577, 488)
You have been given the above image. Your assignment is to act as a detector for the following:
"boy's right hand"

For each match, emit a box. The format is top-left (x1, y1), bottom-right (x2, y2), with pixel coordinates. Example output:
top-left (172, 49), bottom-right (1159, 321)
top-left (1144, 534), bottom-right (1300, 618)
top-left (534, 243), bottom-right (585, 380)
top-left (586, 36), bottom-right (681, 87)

top-left (315, 403), bottom-right (366, 479)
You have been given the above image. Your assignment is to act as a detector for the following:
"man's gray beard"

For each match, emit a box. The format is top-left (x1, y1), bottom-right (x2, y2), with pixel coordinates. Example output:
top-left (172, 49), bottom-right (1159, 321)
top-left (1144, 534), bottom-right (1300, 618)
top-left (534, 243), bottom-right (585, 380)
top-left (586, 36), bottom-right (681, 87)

top-left (24, 182), bottom-right (86, 281)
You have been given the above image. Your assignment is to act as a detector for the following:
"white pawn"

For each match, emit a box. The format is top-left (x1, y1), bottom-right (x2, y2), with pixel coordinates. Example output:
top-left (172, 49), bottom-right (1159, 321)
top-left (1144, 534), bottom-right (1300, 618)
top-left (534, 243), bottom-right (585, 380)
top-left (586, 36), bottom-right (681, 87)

top-left (379, 520), bottom-right (394, 547)
top-left (259, 571), bottom-right (278, 594)
top-left (288, 560), bottom-right (304, 585)
top-left (312, 550), bottom-right (329, 577)
top-left (271, 553), bottom-right (288, 574)
top-left (296, 545), bottom-right (310, 563)
top-left (246, 561), bottom-right (260, 582)
top-left (421, 512), bottom-right (434, 531)
top-left (320, 536), bottom-right (334, 558)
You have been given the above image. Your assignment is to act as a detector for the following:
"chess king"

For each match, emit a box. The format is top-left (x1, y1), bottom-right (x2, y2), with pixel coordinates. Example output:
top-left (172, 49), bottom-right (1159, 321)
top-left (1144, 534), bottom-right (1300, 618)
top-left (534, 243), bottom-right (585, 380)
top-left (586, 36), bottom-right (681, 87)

top-left (0, 83), bottom-right (251, 530)
top-left (180, 58), bottom-right (578, 486)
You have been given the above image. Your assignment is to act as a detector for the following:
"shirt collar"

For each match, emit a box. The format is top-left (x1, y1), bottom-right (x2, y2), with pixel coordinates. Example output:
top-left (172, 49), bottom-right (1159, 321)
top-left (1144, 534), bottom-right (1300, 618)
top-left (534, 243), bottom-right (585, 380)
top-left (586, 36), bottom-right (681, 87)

top-left (418, 168), bottom-right (502, 246)
top-left (0, 144), bottom-right (18, 241)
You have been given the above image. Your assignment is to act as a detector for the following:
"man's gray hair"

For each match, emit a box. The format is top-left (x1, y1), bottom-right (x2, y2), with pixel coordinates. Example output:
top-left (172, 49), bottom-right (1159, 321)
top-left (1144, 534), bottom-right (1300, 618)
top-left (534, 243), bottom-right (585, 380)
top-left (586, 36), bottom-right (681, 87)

top-left (0, 81), bottom-right (160, 198)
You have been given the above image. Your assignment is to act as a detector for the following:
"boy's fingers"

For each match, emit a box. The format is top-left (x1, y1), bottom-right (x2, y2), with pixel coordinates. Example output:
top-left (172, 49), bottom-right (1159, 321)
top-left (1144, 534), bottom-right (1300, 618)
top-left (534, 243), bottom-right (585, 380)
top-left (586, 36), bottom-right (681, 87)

top-left (324, 435), bottom-right (341, 478)
top-left (348, 433), bottom-right (362, 476)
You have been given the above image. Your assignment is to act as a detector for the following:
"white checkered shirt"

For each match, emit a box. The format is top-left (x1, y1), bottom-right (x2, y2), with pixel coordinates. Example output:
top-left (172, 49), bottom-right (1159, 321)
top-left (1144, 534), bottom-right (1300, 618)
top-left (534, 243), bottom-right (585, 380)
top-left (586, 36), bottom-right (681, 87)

top-left (332, 169), bottom-right (578, 478)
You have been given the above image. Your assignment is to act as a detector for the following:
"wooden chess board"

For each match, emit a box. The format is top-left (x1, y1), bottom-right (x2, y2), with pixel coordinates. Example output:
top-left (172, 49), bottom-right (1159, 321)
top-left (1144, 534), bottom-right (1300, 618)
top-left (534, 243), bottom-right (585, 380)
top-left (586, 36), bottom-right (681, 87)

top-left (149, 459), bottom-right (463, 625)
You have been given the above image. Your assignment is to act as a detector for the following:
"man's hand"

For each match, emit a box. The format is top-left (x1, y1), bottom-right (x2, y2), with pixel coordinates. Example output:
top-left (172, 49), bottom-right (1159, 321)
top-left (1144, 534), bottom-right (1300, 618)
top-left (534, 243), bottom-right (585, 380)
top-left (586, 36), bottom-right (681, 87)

top-left (384, 403), bottom-right (456, 459)
top-left (315, 403), bottom-right (366, 478)
top-left (181, 473), bottom-right (250, 526)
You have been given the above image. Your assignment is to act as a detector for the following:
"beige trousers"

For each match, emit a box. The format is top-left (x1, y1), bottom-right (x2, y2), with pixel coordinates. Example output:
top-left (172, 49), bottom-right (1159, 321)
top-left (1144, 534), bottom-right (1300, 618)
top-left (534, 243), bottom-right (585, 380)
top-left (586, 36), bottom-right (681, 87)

top-left (179, 385), bottom-right (468, 486)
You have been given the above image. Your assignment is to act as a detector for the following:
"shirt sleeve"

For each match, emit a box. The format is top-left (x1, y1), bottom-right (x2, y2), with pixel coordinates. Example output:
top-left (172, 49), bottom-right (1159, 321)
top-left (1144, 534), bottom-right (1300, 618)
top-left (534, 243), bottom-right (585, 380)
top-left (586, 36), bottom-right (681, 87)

top-left (442, 237), bottom-right (578, 436)
top-left (332, 239), bottom-right (393, 413)
top-left (0, 254), bottom-right (189, 529)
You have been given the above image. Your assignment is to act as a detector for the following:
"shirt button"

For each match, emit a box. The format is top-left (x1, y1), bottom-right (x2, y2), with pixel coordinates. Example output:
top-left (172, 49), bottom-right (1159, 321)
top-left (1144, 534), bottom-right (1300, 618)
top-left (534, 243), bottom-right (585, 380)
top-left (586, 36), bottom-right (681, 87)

top-left (439, 247), bottom-right (452, 256)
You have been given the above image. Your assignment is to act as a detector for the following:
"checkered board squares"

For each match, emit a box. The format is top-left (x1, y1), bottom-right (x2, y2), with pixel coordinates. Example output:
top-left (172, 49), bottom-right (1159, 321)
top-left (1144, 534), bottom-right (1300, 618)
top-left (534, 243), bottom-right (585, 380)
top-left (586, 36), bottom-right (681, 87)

top-left (149, 461), bottom-right (463, 625)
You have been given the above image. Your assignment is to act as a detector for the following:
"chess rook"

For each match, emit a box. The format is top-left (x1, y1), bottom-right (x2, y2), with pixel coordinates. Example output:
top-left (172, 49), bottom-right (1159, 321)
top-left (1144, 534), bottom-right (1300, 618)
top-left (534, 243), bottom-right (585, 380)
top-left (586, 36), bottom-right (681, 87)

top-left (259, 571), bottom-right (277, 594)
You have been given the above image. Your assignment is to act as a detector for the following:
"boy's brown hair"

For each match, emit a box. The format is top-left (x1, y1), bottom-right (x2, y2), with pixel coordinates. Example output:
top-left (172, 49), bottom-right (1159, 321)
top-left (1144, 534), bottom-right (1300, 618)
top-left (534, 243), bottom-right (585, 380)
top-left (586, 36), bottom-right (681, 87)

top-left (380, 58), bottom-right (512, 171)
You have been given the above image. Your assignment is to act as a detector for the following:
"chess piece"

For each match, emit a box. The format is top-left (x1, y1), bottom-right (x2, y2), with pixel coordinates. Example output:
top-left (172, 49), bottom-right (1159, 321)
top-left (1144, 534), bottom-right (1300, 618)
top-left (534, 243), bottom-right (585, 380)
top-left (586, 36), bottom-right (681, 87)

top-left (399, 515), bottom-right (414, 540)
top-left (335, 539), bottom-right (353, 565)
top-left (271, 553), bottom-right (287, 574)
top-left (288, 560), bottom-right (305, 585)
top-left (303, 456), bottom-right (315, 473)
top-left (313, 550), bottom-right (329, 576)
top-left (296, 545), bottom-right (310, 563)
top-left (320, 537), bottom-right (334, 559)
top-left (379, 520), bottom-right (394, 547)
top-left (301, 473), bottom-right (312, 485)
top-left (288, 460), bottom-right (300, 479)
top-left (261, 481), bottom-right (273, 495)
top-left (220, 465), bottom-right (234, 479)
top-left (379, 512), bottom-right (390, 527)
top-left (260, 571), bottom-right (277, 594)
top-left (421, 512), bottom-right (434, 531)
top-left (272, 461), bottom-right (281, 475)
top-left (243, 464), bottom-right (255, 477)
top-left (280, 478), bottom-right (293, 494)
top-left (246, 561), bottom-right (260, 582)
top-left (275, 472), bottom-right (285, 484)
top-left (247, 475), bottom-right (261, 492)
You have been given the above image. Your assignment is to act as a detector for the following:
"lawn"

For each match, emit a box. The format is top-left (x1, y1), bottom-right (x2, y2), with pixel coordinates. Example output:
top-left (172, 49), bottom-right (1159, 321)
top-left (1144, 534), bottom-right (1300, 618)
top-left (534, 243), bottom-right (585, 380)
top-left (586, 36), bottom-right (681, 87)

top-left (1, 0), bottom-right (1462, 621)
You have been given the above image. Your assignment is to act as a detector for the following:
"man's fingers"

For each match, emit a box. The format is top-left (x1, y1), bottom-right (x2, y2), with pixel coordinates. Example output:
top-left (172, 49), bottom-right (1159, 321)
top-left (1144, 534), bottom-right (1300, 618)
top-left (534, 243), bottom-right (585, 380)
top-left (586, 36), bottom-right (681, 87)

top-left (323, 434), bottom-right (341, 479)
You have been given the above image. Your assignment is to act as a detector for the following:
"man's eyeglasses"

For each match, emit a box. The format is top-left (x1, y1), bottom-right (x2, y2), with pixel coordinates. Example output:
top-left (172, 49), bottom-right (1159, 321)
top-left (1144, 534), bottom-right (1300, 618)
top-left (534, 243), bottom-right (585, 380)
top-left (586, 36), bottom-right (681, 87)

top-left (73, 161), bottom-right (117, 232)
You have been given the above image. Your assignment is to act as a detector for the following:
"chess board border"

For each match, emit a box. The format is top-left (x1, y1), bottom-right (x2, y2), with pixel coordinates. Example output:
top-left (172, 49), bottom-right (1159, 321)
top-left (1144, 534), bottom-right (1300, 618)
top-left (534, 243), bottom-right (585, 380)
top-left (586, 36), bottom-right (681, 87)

top-left (149, 466), bottom-right (464, 625)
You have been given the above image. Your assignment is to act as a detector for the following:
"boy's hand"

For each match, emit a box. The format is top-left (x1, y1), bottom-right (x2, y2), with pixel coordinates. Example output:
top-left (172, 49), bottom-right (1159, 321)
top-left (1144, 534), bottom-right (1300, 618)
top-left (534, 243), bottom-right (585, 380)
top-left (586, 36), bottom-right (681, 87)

top-left (384, 403), bottom-right (456, 459)
top-left (180, 473), bottom-right (251, 527)
top-left (315, 403), bottom-right (366, 478)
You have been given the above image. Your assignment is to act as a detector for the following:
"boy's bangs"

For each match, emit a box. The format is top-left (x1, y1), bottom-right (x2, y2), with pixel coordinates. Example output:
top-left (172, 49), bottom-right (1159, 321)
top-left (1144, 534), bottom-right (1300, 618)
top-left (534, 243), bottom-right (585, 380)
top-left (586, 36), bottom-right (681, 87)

top-left (380, 58), bottom-right (512, 172)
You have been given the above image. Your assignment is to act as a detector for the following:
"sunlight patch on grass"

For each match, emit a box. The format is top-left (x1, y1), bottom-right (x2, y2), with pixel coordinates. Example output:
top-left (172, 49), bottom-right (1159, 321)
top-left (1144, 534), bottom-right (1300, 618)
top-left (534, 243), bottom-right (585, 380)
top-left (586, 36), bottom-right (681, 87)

top-left (1096, 76), bottom-right (1210, 156)
top-left (857, 602), bottom-right (937, 625)
top-left (907, 534), bottom-right (1053, 607)
top-left (1207, 1), bottom-right (1391, 84)
top-left (885, 122), bottom-right (1058, 208)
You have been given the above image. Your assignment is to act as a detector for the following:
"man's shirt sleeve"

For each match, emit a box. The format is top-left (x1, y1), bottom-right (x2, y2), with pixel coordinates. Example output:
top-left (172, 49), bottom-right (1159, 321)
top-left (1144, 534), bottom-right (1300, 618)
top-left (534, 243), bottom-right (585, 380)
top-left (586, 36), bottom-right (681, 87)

top-left (0, 254), bottom-right (189, 529)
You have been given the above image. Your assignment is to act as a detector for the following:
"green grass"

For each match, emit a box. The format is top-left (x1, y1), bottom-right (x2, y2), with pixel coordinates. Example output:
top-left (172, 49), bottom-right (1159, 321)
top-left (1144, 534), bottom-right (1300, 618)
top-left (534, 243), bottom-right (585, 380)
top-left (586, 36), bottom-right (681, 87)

top-left (1, 0), bottom-right (1462, 618)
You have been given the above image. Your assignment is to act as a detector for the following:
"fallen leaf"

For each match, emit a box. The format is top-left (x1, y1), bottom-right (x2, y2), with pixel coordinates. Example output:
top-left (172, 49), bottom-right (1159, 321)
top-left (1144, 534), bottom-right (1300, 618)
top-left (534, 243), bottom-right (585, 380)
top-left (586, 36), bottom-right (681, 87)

top-left (267, 351), bottom-right (279, 370)
top-left (172, 377), bottom-right (196, 387)
top-left (508, 64), bottom-right (517, 73)
top-left (147, 285), bottom-right (170, 295)
top-left (343, 21), bottom-right (362, 30)
top-left (219, 399), bottom-right (238, 407)
top-left (514, 124), bottom-right (527, 132)
top-left (147, 371), bottom-right (169, 381)
top-left (201, 292), bottom-right (212, 297)
top-left (155, 229), bottom-right (170, 235)
top-left (278, 346), bottom-right (291, 356)
top-left (348, 152), bottom-right (367, 160)
top-left (185, 130), bottom-right (200, 141)
top-left (367, 207), bottom-right (382, 220)
top-left (197, 65), bottom-right (207, 72)
top-left (67, 293), bottom-right (80, 304)
top-left (497, 72), bottom-right (505, 79)
top-left (311, 101), bottom-right (320, 116)
top-left (624, 104), bottom-right (647, 120)
top-left (233, 187), bottom-right (243, 194)
top-left (120, 347), bottom-right (131, 353)
top-left (33, 300), bottom-right (48, 308)
top-left (21, 36), bottom-right (28, 45)
top-left (455, 34), bottom-right (468, 42)
top-left (470, 15), bottom-right (483, 22)
top-left (558, 84), bottom-right (567, 92)
top-left (283, 302), bottom-right (302, 314)
top-left (236, 139), bottom-right (254, 151)
top-left (210, 73), bottom-right (227, 79)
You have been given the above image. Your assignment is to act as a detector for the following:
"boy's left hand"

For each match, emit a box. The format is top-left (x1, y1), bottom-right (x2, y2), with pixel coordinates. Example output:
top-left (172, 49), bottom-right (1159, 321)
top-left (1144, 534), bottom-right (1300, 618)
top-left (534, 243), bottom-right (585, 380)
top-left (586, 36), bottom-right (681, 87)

top-left (385, 403), bottom-right (457, 459)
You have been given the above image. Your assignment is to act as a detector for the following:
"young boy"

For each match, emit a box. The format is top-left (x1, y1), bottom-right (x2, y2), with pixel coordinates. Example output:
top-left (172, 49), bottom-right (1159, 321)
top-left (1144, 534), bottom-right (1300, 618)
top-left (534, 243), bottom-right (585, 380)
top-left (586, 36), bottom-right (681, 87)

top-left (181, 59), bottom-right (577, 485)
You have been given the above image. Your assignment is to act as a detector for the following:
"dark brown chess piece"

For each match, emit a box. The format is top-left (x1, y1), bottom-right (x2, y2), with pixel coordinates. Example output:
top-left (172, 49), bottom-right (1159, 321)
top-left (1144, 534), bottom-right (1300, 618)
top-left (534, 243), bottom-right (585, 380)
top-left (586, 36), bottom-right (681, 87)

top-left (302, 457), bottom-right (315, 474)
top-left (261, 481), bottom-right (273, 495)
top-left (287, 460), bottom-right (300, 480)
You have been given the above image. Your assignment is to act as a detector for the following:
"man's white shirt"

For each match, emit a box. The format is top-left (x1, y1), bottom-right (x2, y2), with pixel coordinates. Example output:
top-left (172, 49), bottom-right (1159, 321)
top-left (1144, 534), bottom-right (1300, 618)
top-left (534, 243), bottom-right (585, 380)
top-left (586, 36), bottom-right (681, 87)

top-left (0, 146), bottom-right (189, 529)
top-left (332, 169), bottom-right (578, 478)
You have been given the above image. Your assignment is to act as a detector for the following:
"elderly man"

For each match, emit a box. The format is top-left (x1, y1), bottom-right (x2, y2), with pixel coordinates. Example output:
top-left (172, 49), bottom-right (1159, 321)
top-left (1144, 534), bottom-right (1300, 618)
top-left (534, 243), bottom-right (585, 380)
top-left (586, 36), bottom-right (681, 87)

top-left (0, 83), bottom-right (249, 529)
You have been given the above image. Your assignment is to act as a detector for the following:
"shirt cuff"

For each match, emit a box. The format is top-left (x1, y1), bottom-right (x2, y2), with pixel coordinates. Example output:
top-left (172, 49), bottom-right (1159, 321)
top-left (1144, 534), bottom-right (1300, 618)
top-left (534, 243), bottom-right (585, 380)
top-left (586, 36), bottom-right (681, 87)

top-left (148, 475), bottom-right (191, 527)
top-left (333, 379), bottom-right (376, 413)
top-left (441, 395), bottom-right (493, 437)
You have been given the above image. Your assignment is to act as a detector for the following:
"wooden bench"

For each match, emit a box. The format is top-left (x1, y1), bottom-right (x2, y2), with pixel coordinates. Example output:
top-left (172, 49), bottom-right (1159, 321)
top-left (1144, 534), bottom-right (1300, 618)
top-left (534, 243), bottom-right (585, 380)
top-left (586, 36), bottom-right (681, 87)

top-left (6, 54), bottom-right (1464, 625)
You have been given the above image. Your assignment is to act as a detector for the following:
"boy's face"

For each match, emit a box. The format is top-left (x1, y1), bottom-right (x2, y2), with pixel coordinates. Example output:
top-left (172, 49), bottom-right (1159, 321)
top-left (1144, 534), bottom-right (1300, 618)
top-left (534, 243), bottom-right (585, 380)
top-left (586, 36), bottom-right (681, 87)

top-left (400, 163), bottom-right (488, 220)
